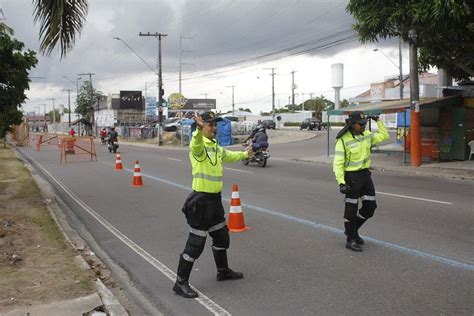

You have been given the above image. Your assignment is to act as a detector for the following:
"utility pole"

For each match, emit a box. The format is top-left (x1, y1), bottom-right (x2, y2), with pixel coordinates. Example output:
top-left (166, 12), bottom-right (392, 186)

top-left (291, 70), bottom-right (296, 108)
top-left (62, 89), bottom-right (72, 125)
top-left (78, 73), bottom-right (95, 134)
top-left (139, 32), bottom-right (167, 146)
top-left (399, 37), bottom-right (404, 100)
top-left (263, 68), bottom-right (276, 121)
top-left (408, 29), bottom-right (421, 166)
top-left (226, 86), bottom-right (236, 115)
top-left (179, 35), bottom-right (195, 94)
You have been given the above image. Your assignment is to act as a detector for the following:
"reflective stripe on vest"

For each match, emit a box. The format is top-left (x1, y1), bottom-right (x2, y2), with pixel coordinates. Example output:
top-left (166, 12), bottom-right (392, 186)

top-left (345, 157), bottom-right (370, 167)
top-left (193, 173), bottom-right (222, 182)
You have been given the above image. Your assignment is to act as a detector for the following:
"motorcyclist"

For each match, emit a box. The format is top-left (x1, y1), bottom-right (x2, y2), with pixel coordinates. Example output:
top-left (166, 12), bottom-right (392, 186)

top-left (99, 128), bottom-right (108, 144)
top-left (108, 127), bottom-right (118, 153)
top-left (248, 126), bottom-right (269, 152)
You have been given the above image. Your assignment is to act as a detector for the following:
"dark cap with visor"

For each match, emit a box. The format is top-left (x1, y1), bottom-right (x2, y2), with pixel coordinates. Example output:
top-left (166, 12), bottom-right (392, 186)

top-left (348, 111), bottom-right (368, 125)
top-left (200, 111), bottom-right (222, 123)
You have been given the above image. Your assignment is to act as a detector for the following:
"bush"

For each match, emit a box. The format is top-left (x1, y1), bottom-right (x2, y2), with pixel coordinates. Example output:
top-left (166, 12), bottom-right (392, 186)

top-left (283, 122), bottom-right (301, 126)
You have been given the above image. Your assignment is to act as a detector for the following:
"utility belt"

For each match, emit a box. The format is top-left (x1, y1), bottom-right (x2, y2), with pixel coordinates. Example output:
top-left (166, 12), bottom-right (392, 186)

top-left (345, 168), bottom-right (370, 175)
top-left (181, 191), bottom-right (222, 227)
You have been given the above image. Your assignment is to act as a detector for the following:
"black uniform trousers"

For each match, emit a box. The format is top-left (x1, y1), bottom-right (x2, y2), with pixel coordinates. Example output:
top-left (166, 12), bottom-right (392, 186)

top-left (177, 191), bottom-right (230, 282)
top-left (343, 169), bottom-right (377, 241)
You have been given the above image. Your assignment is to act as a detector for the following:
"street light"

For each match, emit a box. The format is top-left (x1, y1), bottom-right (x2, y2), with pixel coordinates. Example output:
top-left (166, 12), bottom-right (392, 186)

top-left (373, 38), bottom-right (404, 100)
top-left (113, 37), bottom-right (157, 75)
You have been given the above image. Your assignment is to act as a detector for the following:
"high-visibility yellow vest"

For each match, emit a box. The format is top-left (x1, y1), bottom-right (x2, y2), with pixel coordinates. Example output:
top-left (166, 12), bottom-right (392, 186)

top-left (190, 129), bottom-right (248, 193)
top-left (333, 121), bottom-right (389, 185)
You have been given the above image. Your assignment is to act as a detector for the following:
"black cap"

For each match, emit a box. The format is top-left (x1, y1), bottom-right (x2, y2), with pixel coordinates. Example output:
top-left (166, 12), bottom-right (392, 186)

top-left (348, 111), bottom-right (367, 125)
top-left (200, 111), bottom-right (222, 123)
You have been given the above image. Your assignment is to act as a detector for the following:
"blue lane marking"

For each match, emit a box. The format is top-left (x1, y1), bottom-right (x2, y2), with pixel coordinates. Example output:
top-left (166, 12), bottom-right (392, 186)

top-left (105, 161), bottom-right (474, 272)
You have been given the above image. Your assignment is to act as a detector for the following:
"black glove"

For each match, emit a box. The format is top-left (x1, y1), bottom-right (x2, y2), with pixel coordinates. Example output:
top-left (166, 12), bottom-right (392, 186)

top-left (339, 183), bottom-right (351, 195)
top-left (367, 115), bottom-right (379, 121)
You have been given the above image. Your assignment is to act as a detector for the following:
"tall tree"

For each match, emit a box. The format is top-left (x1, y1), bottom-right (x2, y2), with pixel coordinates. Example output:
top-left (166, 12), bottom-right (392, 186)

top-left (32, 0), bottom-right (89, 58)
top-left (304, 95), bottom-right (334, 119)
top-left (347, 0), bottom-right (474, 81)
top-left (75, 80), bottom-right (104, 121)
top-left (0, 25), bottom-right (38, 146)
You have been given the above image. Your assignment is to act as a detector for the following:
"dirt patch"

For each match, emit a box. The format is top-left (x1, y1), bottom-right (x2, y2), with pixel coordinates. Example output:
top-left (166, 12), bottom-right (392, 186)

top-left (0, 146), bottom-right (95, 313)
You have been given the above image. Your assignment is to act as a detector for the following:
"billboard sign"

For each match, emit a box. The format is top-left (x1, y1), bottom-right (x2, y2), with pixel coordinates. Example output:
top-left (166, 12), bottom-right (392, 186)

top-left (120, 91), bottom-right (143, 110)
top-left (183, 98), bottom-right (216, 110)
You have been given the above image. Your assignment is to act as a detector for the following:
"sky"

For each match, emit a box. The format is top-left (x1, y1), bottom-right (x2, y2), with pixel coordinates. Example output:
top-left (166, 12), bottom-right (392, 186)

top-left (1, 0), bottom-right (410, 115)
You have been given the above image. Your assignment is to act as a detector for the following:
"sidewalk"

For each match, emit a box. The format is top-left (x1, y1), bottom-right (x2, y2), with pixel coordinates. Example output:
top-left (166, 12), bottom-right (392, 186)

top-left (298, 152), bottom-right (474, 181)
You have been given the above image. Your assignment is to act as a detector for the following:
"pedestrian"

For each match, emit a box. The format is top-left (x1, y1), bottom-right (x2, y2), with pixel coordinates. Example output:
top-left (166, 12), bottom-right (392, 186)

top-left (173, 111), bottom-right (253, 299)
top-left (333, 111), bottom-right (389, 252)
top-left (68, 128), bottom-right (76, 137)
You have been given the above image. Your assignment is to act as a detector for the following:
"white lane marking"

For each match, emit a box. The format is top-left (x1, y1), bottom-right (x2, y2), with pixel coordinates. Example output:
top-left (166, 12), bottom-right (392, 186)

top-left (167, 158), bottom-right (182, 162)
top-left (377, 191), bottom-right (452, 205)
top-left (32, 160), bottom-right (231, 316)
top-left (224, 167), bottom-right (253, 174)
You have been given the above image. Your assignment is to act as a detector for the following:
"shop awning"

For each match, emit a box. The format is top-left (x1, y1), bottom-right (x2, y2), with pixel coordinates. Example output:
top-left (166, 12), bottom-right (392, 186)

top-left (327, 95), bottom-right (462, 115)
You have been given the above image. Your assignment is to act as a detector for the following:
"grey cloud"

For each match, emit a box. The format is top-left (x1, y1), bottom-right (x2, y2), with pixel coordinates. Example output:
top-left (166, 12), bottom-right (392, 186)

top-left (3, 0), bottom-right (400, 89)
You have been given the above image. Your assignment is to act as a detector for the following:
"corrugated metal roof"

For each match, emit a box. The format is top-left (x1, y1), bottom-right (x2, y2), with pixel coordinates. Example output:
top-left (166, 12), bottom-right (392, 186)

top-left (327, 96), bottom-right (462, 115)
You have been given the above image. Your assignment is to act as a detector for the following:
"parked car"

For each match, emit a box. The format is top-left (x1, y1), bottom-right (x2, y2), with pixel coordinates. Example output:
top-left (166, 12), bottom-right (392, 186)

top-left (300, 118), bottom-right (324, 130)
top-left (162, 117), bottom-right (182, 132)
top-left (261, 119), bottom-right (276, 129)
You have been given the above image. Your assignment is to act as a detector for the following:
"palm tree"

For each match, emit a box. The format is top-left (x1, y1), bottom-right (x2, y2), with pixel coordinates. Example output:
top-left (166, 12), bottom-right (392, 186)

top-left (33, 0), bottom-right (89, 58)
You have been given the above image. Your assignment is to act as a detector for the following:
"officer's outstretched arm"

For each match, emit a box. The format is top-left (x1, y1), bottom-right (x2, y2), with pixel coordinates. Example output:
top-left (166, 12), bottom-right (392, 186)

top-left (372, 120), bottom-right (389, 144)
top-left (333, 139), bottom-right (346, 185)
top-left (221, 148), bottom-right (249, 163)
top-left (190, 129), bottom-right (205, 158)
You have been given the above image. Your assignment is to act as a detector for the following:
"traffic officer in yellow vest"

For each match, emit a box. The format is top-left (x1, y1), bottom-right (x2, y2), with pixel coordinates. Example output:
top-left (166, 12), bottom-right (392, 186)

top-left (333, 111), bottom-right (389, 252)
top-left (173, 111), bottom-right (253, 298)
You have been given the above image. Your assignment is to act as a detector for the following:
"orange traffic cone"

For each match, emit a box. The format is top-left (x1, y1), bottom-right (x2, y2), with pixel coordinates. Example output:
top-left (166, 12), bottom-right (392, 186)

top-left (227, 184), bottom-right (249, 232)
top-left (114, 153), bottom-right (123, 171)
top-left (131, 160), bottom-right (144, 187)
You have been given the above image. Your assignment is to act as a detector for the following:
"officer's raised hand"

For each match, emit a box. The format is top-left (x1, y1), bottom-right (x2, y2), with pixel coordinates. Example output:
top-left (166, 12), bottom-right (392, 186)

top-left (339, 183), bottom-right (351, 194)
top-left (194, 113), bottom-right (205, 130)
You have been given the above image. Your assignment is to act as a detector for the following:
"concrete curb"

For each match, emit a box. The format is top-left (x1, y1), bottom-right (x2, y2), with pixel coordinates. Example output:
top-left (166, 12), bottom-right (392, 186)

top-left (11, 145), bottom-right (129, 316)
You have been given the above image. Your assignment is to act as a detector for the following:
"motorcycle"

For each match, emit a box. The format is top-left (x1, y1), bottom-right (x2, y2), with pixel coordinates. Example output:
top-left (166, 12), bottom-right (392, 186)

top-left (242, 142), bottom-right (270, 167)
top-left (108, 140), bottom-right (119, 153)
top-left (100, 135), bottom-right (109, 145)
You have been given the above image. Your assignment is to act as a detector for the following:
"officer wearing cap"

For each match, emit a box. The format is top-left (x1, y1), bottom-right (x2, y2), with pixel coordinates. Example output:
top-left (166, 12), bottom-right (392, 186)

top-left (333, 111), bottom-right (389, 252)
top-left (173, 111), bottom-right (254, 298)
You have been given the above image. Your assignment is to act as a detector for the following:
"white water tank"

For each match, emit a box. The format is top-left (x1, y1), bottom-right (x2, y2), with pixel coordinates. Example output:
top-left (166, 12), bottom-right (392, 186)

top-left (331, 63), bottom-right (344, 89)
top-left (58, 104), bottom-right (65, 114)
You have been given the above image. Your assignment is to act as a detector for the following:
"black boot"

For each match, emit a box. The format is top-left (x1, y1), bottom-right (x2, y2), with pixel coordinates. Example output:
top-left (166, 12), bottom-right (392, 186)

top-left (173, 255), bottom-right (198, 298)
top-left (345, 239), bottom-right (363, 252)
top-left (213, 249), bottom-right (243, 281)
top-left (217, 268), bottom-right (244, 281)
top-left (354, 233), bottom-right (365, 245)
top-left (344, 231), bottom-right (365, 245)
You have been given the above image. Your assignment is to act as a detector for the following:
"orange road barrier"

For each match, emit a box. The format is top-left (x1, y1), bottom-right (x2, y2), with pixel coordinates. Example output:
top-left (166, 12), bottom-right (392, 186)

top-left (114, 153), bottom-right (123, 171)
top-left (131, 160), bottom-right (144, 187)
top-left (60, 136), bottom-right (97, 163)
top-left (35, 134), bottom-right (58, 151)
top-left (227, 184), bottom-right (249, 232)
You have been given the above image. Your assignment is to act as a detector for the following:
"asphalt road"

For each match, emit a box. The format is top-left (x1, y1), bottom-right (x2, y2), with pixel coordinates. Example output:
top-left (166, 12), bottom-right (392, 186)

top-left (18, 135), bottom-right (473, 315)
